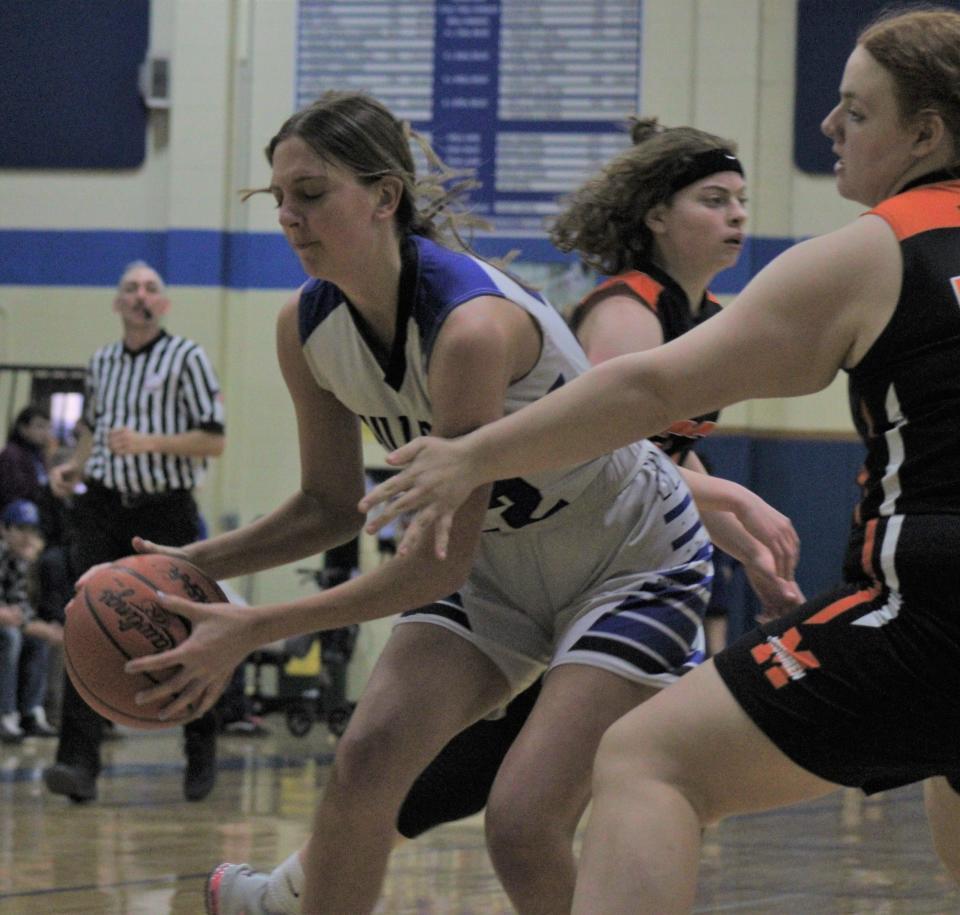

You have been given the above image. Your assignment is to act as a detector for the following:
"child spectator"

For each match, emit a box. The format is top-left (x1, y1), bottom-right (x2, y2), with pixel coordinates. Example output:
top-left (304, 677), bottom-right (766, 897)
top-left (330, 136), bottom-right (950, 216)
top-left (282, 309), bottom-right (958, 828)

top-left (0, 499), bottom-right (62, 742)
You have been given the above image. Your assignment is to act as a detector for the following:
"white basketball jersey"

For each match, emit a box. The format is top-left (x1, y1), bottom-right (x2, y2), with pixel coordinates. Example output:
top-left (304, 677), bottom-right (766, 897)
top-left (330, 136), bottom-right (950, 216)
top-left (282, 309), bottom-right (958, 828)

top-left (298, 234), bottom-right (618, 534)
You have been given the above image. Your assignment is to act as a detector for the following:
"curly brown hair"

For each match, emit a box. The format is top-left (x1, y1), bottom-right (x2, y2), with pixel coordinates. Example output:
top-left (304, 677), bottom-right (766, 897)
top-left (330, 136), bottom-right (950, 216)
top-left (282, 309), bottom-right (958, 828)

top-left (548, 118), bottom-right (739, 276)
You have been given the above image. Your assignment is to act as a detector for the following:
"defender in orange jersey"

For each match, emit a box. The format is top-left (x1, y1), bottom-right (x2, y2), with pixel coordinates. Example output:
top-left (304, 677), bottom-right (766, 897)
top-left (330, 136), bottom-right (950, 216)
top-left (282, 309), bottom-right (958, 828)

top-left (362, 7), bottom-right (960, 912)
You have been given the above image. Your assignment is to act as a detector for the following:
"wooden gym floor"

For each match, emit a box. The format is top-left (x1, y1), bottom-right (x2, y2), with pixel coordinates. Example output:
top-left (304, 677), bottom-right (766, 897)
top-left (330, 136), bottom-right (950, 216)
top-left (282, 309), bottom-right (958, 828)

top-left (1, 720), bottom-right (957, 914)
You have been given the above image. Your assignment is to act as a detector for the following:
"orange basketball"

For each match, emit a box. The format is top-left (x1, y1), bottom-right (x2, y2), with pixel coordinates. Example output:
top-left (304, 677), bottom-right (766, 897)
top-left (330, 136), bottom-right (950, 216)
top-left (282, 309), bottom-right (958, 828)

top-left (63, 554), bottom-right (226, 730)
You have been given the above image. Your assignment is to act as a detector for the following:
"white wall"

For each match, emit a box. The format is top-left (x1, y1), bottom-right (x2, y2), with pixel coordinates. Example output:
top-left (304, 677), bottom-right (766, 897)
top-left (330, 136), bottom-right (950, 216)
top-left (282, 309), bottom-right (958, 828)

top-left (0, 0), bottom-right (862, 694)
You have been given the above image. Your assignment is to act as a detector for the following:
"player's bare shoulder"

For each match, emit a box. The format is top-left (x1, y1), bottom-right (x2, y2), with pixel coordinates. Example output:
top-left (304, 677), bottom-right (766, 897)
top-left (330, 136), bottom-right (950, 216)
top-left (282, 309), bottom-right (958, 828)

top-left (434, 294), bottom-right (541, 382)
top-left (826, 214), bottom-right (903, 369)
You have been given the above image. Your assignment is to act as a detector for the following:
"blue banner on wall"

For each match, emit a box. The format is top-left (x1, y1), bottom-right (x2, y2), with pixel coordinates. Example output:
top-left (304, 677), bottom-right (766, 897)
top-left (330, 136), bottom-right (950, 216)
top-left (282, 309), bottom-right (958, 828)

top-left (0, 0), bottom-right (149, 169)
top-left (296, 0), bottom-right (642, 251)
top-left (794, 0), bottom-right (960, 174)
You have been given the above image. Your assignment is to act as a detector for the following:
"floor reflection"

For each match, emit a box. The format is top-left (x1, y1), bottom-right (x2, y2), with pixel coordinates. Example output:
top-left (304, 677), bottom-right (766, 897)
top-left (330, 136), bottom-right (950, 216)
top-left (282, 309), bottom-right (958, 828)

top-left (0, 722), bottom-right (956, 914)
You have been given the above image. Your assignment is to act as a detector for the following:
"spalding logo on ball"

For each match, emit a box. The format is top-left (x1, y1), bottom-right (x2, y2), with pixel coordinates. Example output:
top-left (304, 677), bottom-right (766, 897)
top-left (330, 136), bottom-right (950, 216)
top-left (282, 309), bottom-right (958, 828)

top-left (64, 554), bottom-right (226, 730)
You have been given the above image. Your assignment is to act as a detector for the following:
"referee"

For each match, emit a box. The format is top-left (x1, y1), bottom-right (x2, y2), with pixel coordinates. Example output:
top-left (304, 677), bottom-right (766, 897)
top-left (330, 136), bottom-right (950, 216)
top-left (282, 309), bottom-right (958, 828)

top-left (44, 260), bottom-right (226, 803)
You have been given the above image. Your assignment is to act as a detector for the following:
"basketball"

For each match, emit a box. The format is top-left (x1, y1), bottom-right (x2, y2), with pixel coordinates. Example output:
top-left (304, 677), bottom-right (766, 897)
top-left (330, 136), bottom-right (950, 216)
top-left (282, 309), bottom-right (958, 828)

top-left (63, 554), bottom-right (226, 730)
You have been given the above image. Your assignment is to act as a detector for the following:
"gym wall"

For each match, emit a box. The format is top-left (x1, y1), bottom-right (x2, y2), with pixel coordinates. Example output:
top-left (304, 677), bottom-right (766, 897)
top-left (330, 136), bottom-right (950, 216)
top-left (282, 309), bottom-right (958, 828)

top-left (0, 0), bottom-right (888, 683)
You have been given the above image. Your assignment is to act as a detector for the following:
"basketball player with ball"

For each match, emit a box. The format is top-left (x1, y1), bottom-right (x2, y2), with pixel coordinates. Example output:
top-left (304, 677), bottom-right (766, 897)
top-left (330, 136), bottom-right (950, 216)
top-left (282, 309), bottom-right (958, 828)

top-left (118, 91), bottom-right (786, 915)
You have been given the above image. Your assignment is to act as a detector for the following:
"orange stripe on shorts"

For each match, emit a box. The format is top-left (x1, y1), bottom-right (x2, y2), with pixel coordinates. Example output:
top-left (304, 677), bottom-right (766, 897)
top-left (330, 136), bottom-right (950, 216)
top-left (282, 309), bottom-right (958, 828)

top-left (806, 584), bottom-right (881, 626)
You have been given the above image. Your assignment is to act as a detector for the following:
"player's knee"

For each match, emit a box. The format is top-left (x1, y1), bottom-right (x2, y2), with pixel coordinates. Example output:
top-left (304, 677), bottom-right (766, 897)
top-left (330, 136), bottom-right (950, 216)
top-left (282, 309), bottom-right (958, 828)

top-left (593, 716), bottom-right (714, 825)
top-left (485, 794), bottom-right (535, 855)
top-left (330, 718), bottom-right (407, 796)
top-left (485, 785), bottom-right (570, 871)
top-left (485, 810), bottom-right (548, 876)
top-left (592, 714), bottom-right (650, 797)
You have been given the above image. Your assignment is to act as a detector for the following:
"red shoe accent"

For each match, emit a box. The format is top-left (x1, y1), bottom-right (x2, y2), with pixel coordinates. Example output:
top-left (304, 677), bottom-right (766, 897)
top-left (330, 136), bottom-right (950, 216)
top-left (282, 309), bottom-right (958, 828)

top-left (205, 862), bottom-right (232, 915)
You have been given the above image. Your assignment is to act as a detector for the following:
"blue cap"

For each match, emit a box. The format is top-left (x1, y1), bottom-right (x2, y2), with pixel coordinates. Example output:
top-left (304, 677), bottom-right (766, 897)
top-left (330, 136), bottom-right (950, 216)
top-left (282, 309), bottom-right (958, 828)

top-left (1, 499), bottom-right (41, 528)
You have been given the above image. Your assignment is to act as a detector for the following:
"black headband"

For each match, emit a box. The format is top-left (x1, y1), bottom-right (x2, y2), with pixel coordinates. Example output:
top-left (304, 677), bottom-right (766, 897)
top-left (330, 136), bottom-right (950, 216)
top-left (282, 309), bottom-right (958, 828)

top-left (668, 148), bottom-right (743, 195)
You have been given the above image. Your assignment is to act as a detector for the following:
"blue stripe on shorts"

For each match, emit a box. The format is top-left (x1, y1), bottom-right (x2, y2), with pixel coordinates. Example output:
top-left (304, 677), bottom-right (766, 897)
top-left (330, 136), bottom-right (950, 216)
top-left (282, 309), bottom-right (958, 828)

top-left (572, 634), bottom-right (675, 674)
top-left (671, 519), bottom-right (704, 551)
top-left (572, 605), bottom-right (699, 673)
top-left (624, 581), bottom-right (711, 620)
top-left (664, 491), bottom-right (693, 523)
top-left (604, 602), bottom-right (699, 648)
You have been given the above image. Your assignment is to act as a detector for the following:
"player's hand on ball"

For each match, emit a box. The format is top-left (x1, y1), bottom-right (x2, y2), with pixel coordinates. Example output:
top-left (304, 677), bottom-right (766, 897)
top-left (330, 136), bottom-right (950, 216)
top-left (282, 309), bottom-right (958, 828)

top-left (124, 593), bottom-right (254, 720)
top-left (359, 435), bottom-right (478, 559)
top-left (68, 556), bottom-right (224, 728)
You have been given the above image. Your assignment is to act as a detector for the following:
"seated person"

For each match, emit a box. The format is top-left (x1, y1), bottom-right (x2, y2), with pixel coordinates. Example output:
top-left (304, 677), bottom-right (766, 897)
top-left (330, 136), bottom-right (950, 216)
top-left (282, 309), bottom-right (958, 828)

top-left (0, 499), bottom-right (62, 742)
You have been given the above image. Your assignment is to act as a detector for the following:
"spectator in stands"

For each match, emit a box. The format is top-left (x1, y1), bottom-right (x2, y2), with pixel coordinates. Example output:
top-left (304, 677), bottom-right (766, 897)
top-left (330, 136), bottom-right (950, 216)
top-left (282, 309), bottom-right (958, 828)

top-left (0, 499), bottom-right (61, 742)
top-left (0, 405), bottom-right (52, 512)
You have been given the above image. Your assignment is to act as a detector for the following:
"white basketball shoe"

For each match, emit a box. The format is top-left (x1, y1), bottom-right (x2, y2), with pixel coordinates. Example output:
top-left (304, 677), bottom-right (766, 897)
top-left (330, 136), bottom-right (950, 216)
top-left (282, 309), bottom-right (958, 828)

top-left (205, 863), bottom-right (287, 915)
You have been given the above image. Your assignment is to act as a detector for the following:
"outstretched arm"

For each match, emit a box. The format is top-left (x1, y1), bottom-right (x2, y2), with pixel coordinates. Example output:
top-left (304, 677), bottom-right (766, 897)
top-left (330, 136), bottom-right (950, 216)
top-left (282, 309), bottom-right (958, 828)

top-left (360, 216), bottom-right (899, 558)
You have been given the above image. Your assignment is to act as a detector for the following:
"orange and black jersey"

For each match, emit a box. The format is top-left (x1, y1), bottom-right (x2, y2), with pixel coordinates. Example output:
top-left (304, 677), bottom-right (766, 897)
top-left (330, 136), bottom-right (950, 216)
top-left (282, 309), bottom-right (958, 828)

top-left (844, 170), bottom-right (960, 581)
top-left (570, 261), bottom-right (722, 461)
top-left (715, 170), bottom-right (960, 797)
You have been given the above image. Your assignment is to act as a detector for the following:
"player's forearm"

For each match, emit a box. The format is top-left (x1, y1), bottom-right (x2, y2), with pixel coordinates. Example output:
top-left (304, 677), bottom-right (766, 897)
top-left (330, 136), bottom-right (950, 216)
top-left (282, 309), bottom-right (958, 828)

top-left (240, 492), bottom-right (484, 643)
top-left (246, 538), bottom-right (473, 644)
top-left (680, 469), bottom-right (752, 515)
top-left (185, 490), bottom-right (364, 581)
top-left (698, 509), bottom-right (763, 568)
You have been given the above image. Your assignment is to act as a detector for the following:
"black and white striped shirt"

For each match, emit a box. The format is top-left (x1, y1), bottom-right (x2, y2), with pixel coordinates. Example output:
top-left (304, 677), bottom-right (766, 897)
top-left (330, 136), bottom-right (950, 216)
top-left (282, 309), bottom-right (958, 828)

top-left (81, 331), bottom-right (225, 494)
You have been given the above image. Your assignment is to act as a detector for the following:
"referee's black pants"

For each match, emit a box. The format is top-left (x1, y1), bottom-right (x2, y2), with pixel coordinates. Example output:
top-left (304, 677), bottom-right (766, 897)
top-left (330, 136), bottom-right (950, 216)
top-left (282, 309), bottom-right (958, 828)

top-left (55, 483), bottom-right (217, 775)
